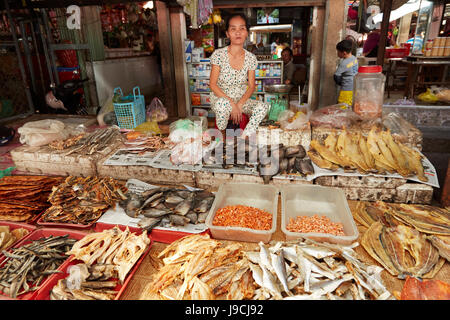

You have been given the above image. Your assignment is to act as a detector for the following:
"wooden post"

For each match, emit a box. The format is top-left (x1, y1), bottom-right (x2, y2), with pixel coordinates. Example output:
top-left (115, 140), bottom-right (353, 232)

top-left (308, 5), bottom-right (325, 110)
top-left (156, 0), bottom-right (177, 118)
top-left (318, 0), bottom-right (348, 108)
top-left (169, 6), bottom-right (189, 118)
top-left (377, 0), bottom-right (393, 66)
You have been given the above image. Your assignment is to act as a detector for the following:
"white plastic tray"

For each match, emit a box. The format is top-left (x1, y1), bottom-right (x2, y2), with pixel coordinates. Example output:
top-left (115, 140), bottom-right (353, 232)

top-left (205, 183), bottom-right (278, 243)
top-left (280, 185), bottom-right (359, 245)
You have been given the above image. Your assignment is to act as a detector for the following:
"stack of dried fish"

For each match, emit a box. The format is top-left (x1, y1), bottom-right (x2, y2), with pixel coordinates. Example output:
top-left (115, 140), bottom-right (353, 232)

top-left (0, 226), bottom-right (30, 251)
top-left (0, 235), bottom-right (77, 298)
top-left (142, 234), bottom-right (392, 300)
top-left (41, 176), bottom-right (128, 225)
top-left (142, 234), bottom-right (254, 300)
top-left (245, 240), bottom-right (393, 300)
top-left (48, 133), bottom-right (85, 150)
top-left (119, 187), bottom-right (215, 231)
top-left (354, 201), bottom-right (449, 279)
top-left (51, 263), bottom-right (119, 300)
top-left (58, 126), bottom-right (122, 156)
top-left (204, 139), bottom-right (314, 183)
top-left (308, 126), bottom-right (427, 181)
top-left (66, 226), bottom-right (150, 283)
top-left (0, 175), bottom-right (64, 222)
top-left (124, 134), bottom-right (174, 154)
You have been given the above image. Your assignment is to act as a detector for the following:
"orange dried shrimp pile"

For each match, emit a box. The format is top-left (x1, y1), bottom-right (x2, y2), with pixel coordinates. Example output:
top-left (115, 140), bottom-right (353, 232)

top-left (212, 205), bottom-right (273, 230)
top-left (286, 214), bottom-right (345, 236)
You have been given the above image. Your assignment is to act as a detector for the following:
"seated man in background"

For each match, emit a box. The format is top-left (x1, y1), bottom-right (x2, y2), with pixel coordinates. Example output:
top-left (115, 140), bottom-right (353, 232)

top-left (281, 47), bottom-right (296, 85)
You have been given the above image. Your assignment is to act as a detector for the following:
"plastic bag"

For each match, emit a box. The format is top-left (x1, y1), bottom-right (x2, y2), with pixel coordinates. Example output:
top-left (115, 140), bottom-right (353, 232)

top-left (268, 99), bottom-right (287, 122)
top-left (278, 109), bottom-right (311, 130)
top-left (18, 119), bottom-right (68, 147)
top-left (168, 119), bottom-right (203, 144)
top-left (432, 86), bottom-right (450, 103)
top-left (309, 103), bottom-right (361, 128)
top-left (170, 138), bottom-right (203, 165)
top-left (133, 120), bottom-right (161, 135)
top-left (97, 93), bottom-right (117, 126)
top-left (382, 112), bottom-right (417, 138)
top-left (146, 97), bottom-right (168, 123)
top-left (417, 88), bottom-right (439, 103)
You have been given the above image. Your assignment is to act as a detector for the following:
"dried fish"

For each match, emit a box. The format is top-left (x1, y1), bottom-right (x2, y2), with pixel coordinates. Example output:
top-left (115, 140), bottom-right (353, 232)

top-left (0, 235), bottom-right (76, 298)
top-left (361, 221), bottom-right (444, 279)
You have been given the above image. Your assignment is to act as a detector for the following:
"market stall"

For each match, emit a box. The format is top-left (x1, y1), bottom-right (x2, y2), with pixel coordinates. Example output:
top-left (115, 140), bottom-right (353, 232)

top-left (0, 0), bottom-right (448, 304)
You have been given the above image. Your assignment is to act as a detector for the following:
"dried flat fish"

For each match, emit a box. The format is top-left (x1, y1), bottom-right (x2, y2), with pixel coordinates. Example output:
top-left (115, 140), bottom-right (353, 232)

top-left (400, 276), bottom-right (450, 300)
top-left (361, 221), bottom-right (444, 279)
top-left (427, 235), bottom-right (450, 262)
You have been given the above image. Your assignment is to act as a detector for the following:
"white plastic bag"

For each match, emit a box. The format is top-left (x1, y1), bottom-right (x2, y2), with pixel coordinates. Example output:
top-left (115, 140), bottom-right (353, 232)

top-left (18, 119), bottom-right (68, 147)
top-left (170, 138), bottom-right (203, 165)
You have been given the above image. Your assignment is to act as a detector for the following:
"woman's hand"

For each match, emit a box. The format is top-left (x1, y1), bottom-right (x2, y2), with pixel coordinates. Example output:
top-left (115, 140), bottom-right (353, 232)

top-left (230, 100), bottom-right (242, 125)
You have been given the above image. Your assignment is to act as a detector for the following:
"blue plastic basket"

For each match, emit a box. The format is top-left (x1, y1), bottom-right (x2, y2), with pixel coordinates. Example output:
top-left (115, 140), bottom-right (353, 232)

top-left (113, 86), bottom-right (146, 129)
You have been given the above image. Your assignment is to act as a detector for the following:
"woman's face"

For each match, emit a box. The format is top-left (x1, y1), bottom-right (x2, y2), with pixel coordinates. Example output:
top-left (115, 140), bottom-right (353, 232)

top-left (226, 16), bottom-right (248, 46)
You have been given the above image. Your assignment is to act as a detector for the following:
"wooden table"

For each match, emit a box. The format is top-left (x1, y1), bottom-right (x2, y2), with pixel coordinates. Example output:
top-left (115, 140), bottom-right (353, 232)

top-left (119, 199), bottom-right (450, 300)
top-left (403, 56), bottom-right (450, 99)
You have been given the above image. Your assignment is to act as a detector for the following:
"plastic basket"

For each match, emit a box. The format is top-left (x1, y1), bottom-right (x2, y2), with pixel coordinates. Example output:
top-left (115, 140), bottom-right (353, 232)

top-left (113, 86), bottom-right (146, 129)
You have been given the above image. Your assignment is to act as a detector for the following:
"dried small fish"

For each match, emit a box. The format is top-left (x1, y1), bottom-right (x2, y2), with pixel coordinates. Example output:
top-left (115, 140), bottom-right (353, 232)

top-left (0, 235), bottom-right (76, 298)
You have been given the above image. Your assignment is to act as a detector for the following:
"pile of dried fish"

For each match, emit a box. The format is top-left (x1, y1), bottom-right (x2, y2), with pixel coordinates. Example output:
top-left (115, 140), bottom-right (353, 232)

top-left (48, 133), bottom-right (85, 150)
top-left (203, 139), bottom-right (314, 183)
top-left (354, 201), bottom-right (449, 279)
top-left (119, 187), bottom-right (215, 231)
top-left (259, 143), bottom-right (314, 184)
top-left (142, 234), bottom-right (393, 300)
top-left (308, 126), bottom-right (427, 181)
top-left (41, 176), bottom-right (128, 225)
top-left (66, 226), bottom-right (150, 283)
top-left (0, 235), bottom-right (77, 298)
top-left (0, 175), bottom-right (64, 222)
top-left (245, 240), bottom-right (393, 300)
top-left (142, 234), bottom-right (254, 300)
top-left (58, 126), bottom-right (122, 156)
top-left (124, 134), bottom-right (174, 154)
top-left (0, 226), bottom-right (30, 251)
top-left (50, 263), bottom-right (119, 300)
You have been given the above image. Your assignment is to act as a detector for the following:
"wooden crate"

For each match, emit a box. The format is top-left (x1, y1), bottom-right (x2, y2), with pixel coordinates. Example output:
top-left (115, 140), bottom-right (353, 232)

top-left (315, 175), bottom-right (433, 204)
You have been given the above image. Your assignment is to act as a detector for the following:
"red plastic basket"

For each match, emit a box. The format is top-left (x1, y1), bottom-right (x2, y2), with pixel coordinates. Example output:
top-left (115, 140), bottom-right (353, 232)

top-left (33, 227), bottom-right (152, 300)
top-left (0, 228), bottom-right (88, 300)
top-left (36, 215), bottom-right (97, 230)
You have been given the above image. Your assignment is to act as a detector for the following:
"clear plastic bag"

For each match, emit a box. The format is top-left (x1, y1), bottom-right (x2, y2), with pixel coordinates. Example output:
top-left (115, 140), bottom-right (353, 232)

top-left (18, 119), bottom-right (68, 147)
top-left (97, 93), bottom-right (116, 126)
top-left (309, 104), bottom-right (361, 129)
top-left (168, 119), bottom-right (203, 144)
top-left (146, 97), bottom-right (168, 123)
top-left (170, 138), bottom-right (203, 165)
top-left (278, 109), bottom-right (311, 130)
top-left (432, 86), bottom-right (450, 103)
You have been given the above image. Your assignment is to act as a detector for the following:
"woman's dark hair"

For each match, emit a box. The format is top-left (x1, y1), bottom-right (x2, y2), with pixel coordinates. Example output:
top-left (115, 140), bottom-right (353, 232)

top-left (225, 13), bottom-right (250, 31)
top-left (336, 39), bottom-right (353, 53)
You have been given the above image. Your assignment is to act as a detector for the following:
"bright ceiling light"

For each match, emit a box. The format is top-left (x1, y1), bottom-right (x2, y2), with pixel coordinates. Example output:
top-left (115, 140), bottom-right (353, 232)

top-left (144, 1), bottom-right (154, 9)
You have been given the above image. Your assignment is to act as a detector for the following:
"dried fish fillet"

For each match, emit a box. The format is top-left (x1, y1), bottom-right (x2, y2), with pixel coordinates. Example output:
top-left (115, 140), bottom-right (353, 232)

top-left (361, 221), bottom-right (443, 279)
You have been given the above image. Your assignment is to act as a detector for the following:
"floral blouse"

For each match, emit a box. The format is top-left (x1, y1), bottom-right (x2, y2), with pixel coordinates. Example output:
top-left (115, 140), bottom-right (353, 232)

top-left (209, 46), bottom-right (258, 103)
